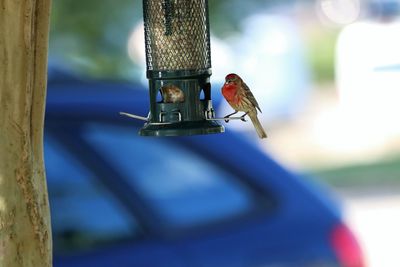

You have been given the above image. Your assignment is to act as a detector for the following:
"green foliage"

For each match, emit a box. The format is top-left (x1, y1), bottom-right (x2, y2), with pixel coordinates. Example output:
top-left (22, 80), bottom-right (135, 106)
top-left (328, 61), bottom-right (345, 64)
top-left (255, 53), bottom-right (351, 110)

top-left (309, 156), bottom-right (400, 189)
top-left (306, 29), bottom-right (338, 84)
top-left (50, 0), bottom-right (142, 80)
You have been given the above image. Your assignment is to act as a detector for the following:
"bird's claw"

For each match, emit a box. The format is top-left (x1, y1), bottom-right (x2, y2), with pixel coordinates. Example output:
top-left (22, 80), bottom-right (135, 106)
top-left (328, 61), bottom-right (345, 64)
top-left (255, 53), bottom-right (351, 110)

top-left (224, 116), bottom-right (230, 123)
top-left (241, 117), bottom-right (247, 122)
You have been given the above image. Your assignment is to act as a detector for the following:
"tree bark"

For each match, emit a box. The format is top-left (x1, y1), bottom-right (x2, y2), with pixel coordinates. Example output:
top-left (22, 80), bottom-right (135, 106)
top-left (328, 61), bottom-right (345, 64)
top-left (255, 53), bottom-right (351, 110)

top-left (0, 0), bottom-right (52, 266)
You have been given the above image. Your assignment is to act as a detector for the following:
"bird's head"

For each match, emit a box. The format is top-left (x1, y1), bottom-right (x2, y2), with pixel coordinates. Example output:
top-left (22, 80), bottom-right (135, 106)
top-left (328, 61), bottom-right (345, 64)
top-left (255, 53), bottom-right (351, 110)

top-left (225, 73), bottom-right (241, 86)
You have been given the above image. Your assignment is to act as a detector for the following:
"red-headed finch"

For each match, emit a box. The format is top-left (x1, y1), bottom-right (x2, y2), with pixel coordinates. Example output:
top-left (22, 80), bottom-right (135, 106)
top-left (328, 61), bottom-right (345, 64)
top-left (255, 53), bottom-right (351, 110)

top-left (221, 73), bottom-right (267, 139)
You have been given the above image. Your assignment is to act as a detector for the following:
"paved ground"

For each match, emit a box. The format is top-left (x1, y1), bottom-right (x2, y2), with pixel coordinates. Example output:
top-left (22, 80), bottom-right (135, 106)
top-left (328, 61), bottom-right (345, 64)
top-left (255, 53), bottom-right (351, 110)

top-left (341, 190), bottom-right (400, 267)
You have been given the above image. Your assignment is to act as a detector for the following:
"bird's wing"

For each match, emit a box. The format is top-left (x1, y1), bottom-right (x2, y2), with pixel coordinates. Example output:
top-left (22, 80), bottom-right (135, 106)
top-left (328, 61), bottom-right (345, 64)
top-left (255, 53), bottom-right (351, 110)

top-left (242, 81), bottom-right (262, 113)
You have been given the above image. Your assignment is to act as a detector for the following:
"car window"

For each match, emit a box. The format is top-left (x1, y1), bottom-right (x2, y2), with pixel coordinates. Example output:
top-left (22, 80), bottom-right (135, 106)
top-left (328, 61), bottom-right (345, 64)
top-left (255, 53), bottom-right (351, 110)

top-left (82, 123), bottom-right (256, 229)
top-left (45, 134), bottom-right (140, 254)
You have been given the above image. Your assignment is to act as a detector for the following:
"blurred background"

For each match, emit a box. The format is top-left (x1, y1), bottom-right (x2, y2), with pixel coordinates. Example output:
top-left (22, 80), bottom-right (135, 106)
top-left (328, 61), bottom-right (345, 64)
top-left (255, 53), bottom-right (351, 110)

top-left (49, 0), bottom-right (400, 266)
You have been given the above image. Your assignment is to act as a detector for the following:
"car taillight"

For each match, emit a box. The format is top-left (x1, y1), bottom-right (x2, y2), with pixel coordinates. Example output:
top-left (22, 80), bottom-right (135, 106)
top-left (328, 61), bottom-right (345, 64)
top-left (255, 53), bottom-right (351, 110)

top-left (330, 223), bottom-right (365, 267)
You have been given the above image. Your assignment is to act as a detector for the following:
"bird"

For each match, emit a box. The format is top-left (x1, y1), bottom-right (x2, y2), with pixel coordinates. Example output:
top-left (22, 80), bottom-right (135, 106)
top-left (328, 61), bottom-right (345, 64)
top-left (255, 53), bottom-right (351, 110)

top-left (160, 84), bottom-right (185, 103)
top-left (221, 73), bottom-right (267, 139)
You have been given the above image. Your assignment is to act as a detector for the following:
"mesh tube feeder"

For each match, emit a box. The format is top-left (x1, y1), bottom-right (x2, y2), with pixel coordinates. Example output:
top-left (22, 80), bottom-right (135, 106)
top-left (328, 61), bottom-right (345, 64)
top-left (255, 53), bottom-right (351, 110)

top-left (138, 0), bottom-right (224, 136)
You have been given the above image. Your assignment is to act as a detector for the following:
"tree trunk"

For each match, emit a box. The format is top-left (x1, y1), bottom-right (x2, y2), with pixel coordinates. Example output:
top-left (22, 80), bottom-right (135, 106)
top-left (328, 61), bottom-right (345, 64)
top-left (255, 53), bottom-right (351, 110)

top-left (0, 0), bottom-right (52, 266)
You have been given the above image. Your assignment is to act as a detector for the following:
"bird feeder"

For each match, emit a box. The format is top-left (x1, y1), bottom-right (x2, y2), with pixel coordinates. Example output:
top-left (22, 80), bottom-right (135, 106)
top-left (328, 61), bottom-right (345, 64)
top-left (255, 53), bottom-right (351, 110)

top-left (123, 0), bottom-right (224, 136)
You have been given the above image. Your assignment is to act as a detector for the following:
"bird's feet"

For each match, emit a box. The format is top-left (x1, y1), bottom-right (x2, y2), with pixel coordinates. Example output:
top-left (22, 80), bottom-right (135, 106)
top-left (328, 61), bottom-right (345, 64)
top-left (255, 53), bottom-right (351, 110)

top-left (240, 113), bottom-right (248, 122)
top-left (224, 111), bottom-right (238, 123)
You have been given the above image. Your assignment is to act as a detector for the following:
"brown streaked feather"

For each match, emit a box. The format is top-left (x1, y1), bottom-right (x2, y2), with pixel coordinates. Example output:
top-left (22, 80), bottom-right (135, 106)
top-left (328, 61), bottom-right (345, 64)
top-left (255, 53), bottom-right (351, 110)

top-left (241, 81), bottom-right (262, 113)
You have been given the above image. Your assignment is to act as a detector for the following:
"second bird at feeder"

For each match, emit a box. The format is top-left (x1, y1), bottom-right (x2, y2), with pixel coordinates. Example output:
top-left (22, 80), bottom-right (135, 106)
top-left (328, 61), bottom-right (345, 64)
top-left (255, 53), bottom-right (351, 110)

top-left (161, 84), bottom-right (185, 103)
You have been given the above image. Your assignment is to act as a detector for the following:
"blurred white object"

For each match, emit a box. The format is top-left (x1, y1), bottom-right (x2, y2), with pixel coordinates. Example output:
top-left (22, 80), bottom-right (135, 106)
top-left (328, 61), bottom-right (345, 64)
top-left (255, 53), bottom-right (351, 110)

top-left (127, 23), bottom-right (149, 86)
top-left (209, 36), bottom-right (236, 86)
top-left (316, 0), bottom-right (361, 25)
top-left (336, 10), bottom-right (400, 140)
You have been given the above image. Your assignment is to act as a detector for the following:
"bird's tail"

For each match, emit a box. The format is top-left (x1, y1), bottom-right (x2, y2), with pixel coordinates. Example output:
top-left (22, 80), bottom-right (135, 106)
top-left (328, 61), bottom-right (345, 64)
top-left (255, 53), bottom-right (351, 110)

top-left (249, 112), bottom-right (267, 139)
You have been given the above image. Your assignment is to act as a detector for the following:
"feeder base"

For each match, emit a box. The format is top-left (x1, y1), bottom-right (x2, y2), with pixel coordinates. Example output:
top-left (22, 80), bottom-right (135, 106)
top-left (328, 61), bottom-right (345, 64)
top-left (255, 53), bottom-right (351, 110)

top-left (139, 120), bottom-right (224, 137)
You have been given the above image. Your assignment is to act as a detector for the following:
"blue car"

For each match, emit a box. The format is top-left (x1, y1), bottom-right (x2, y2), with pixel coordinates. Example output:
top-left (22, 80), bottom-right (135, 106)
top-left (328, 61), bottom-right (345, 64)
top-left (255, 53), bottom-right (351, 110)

top-left (45, 71), bottom-right (364, 267)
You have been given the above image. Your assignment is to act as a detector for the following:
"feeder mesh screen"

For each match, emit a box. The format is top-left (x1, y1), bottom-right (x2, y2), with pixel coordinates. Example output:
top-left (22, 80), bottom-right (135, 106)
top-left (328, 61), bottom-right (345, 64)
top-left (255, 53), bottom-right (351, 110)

top-left (143, 0), bottom-right (211, 71)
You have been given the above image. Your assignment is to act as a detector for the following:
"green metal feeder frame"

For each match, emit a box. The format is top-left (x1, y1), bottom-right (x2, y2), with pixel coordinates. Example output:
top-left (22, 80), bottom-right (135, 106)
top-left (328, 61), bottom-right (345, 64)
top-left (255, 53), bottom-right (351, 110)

top-left (137, 0), bottom-right (224, 136)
